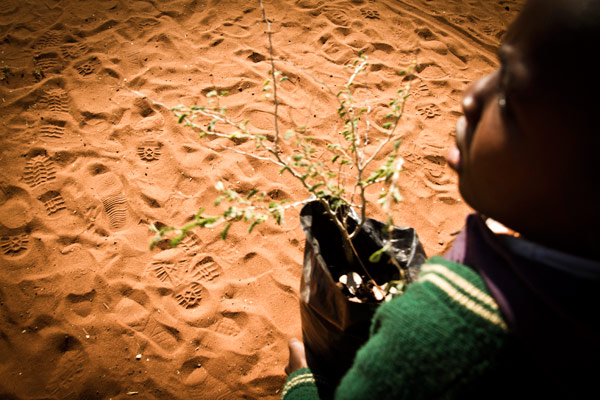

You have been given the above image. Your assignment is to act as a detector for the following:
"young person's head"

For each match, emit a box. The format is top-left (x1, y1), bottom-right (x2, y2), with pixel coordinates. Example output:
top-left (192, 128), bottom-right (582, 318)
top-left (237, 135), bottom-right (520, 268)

top-left (446, 0), bottom-right (600, 258)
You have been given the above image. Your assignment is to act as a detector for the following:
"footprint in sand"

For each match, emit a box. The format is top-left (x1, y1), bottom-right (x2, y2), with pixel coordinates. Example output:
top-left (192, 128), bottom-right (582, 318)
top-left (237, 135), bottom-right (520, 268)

top-left (144, 317), bottom-right (180, 352)
top-left (36, 31), bottom-right (62, 50)
top-left (0, 233), bottom-right (30, 258)
top-left (113, 297), bottom-right (180, 353)
top-left (47, 348), bottom-right (88, 400)
top-left (174, 282), bottom-right (204, 309)
top-left (150, 255), bottom-right (222, 287)
top-left (296, 0), bottom-right (324, 8)
top-left (40, 88), bottom-right (69, 113)
top-left (213, 313), bottom-right (244, 337)
top-left (40, 119), bottom-right (66, 138)
top-left (23, 153), bottom-right (57, 188)
top-left (39, 190), bottom-right (67, 217)
top-left (60, 43), bottom-right (89, 60)
top-left (34, 52), bottom-right (63, 76)
top-left (179, 232), bottom-right (202, 256)
top-left (412, 82), bottom-right (432, 99)
top-left (324, 7), bottom-right (351, 26)
top-left (360, 8), bottom-right (380, 19)
top-left (417, 103), bottom-right (442, 119)
top-left (137, 140), bottom-right (162, 162)
top-left (0, 184), bottom-right (34, 229)
top-left (91, 169), bottom-right (128, 230)
top-left (74, 56), bottom-right (100, 77)
top-left (148, 250), bottom-right (221, 310)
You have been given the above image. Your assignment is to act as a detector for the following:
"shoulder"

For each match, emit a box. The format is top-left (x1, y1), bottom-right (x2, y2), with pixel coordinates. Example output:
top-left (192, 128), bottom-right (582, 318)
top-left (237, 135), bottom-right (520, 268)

top-left (336, 256), bottom-right (511, 399)
top-left (374, 255), bottom-right (507, 333)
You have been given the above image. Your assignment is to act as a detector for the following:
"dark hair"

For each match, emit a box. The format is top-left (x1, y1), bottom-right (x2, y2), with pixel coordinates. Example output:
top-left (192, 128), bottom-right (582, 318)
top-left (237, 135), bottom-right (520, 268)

top-left (519, 0), bottom-right (600, 109)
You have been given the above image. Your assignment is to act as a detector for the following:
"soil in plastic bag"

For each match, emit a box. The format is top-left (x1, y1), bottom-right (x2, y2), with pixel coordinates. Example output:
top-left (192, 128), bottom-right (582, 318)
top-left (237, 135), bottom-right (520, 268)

top-left (299, 200), bottom-right (427, 397)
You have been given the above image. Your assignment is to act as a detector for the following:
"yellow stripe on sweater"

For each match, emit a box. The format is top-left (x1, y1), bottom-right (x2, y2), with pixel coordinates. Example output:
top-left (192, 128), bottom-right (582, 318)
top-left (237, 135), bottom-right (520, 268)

top-left (421, 264), bottom-right (499, 310)
top-left (419, 274), bottom-right (507, 330)
top-left (282, 373), bottom-right (315, 398)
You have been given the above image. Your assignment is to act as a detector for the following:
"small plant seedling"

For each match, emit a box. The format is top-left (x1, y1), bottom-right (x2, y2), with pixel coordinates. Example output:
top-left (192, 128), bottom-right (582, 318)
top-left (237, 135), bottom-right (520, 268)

top-left (150, 0), bottom-right (417, 299)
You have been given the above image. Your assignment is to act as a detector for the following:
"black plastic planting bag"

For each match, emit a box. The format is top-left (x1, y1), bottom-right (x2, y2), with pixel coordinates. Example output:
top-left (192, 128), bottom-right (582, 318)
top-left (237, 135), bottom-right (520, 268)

top-left (299, 200), bottom-right (426, 393)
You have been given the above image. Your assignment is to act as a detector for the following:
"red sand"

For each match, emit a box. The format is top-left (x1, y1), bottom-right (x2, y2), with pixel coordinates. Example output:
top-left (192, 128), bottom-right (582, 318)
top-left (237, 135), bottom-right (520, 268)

top-left (0, 0), bottom-right (522, 398)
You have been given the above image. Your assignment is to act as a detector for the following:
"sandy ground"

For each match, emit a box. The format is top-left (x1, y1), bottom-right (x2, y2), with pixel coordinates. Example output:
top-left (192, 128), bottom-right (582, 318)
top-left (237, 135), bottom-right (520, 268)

top-left (0, 0), bottom-right (522, 399)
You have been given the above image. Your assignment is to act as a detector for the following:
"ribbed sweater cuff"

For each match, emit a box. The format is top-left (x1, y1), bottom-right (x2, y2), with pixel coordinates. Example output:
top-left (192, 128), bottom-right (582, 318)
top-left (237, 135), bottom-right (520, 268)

top-left (281, 368), bottom-right (319, 399)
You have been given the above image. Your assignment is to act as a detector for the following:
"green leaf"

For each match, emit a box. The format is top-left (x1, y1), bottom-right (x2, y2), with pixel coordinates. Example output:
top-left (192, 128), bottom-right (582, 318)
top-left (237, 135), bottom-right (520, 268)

top-left (273, 211), bottom-right (282, 225)
top-left (369, 247), bottom-right (386, 263)
top-left (220, 90), bottom-right (229, 96)
top-left (195, 208), bottom-right (206, 219)
top-left (279, 76), bottom-right (289, 82)
top-left (177, 113), bottom-right (187, 123)
top-left (214, 195), bottom-right (225, 206)
top-left (309, 182), bottom-right (324, 191)
top-left (331, 154), bottom-right (340, 163)
top-left (382, 122), bottom-right (394, 129)
top-left (199, 217), bottom-right (218, 227)
top-left (220, 222), bottom-right (232, 240)
top-left (248, 220), bottom-right (261, 233)
top-left (246, 188), bottom-right (259, 200)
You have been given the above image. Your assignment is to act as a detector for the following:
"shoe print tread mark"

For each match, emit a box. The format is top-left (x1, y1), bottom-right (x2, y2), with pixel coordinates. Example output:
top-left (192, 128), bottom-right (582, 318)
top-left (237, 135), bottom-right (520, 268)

top-left (174, 255), bottom-right (222, 285)
top-left (23, 155), bottom-right (56, 187)
top-left (102, 193), bottom-right (127, 229)
top-left (150, 261), bottom-right (178, 285)
top-left (360, 8), bottom-right (380, 19)
top-left (215, 317), bottom-right (240, 336)
top-left (61, 43), bottom-right (88, 59)
top-left (39, 190), bottom-right (66, 216)
top-left (41, 88), bottom-right (68, 113)
top-left (143, 317), bottom-right (178, 352)
top-left (150, 254), bottom-right (221, 287)
top-left (1, 234), bottom-right (29, 257)
top-left (137, 141), bottom-right (162, 162)
top-left (47, 350), bottom-right (87, 400)
top-left (75, 57), bottom-right (99, 76)
top-left (175, 282), bottom-right (202, 309)
top-left (193, 256), bottom-right (221, 282)
top-left (179, 233), bottom-right (202, 256)
top-left (34, 53), bottom-right (61, 73)
top-left (323, 8), bottom-right (350, 26)
top-left (417, 103), bottom-right (441, 119)
top-left (36, 31), bottom-right (62, 49)
top-left (413, 83), bottom-right (431, 98)
top-left (40, 120), bottom-right (66, 138)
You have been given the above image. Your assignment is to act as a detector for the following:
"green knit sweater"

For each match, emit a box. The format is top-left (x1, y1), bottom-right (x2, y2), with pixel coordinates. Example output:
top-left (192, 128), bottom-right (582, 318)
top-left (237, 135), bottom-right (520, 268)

top-left (281, 256), bottom-right (512, 399)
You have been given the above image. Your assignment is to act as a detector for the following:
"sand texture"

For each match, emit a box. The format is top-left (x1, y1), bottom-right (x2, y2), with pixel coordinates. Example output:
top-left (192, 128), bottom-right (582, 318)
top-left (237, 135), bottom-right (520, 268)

top-left (0, 0), bottom-right (522, 399)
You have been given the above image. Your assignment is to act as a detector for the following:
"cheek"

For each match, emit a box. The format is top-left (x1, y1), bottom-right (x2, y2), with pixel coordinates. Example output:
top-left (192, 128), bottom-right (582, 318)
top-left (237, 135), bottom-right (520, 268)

top-left (459, 104), bottom-right (527, 210)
